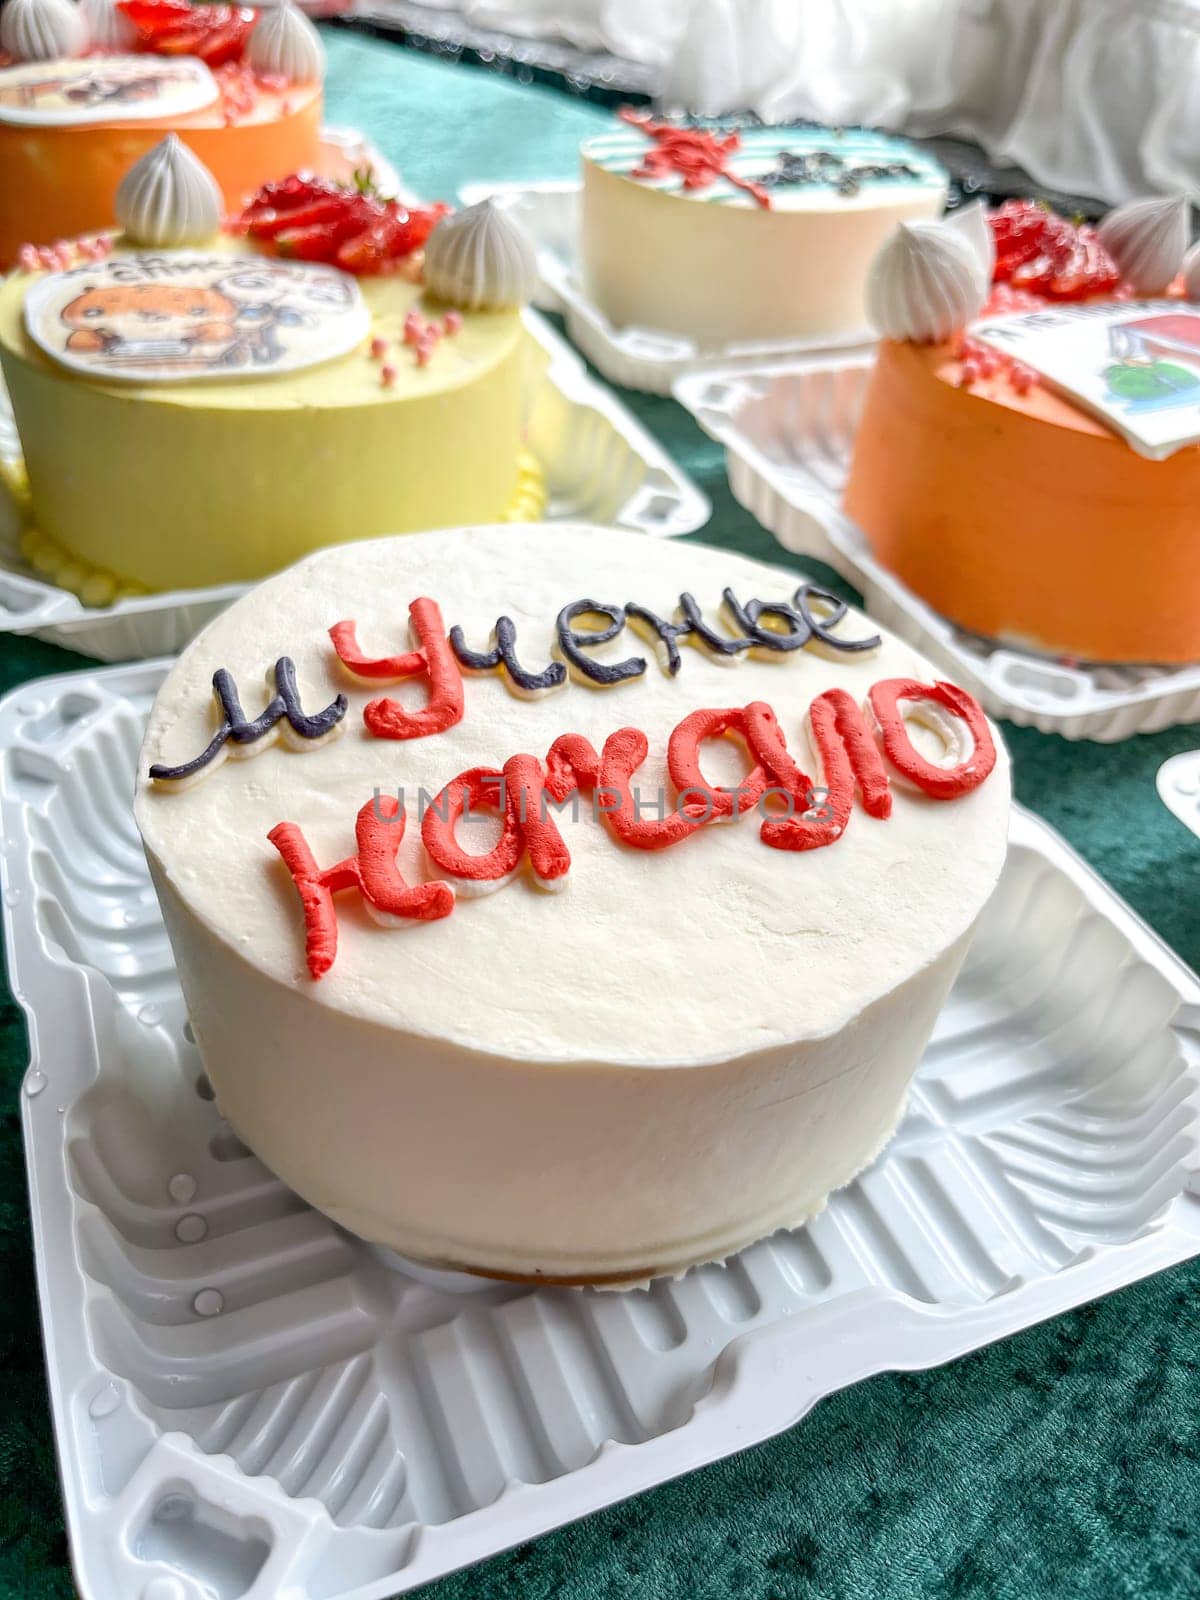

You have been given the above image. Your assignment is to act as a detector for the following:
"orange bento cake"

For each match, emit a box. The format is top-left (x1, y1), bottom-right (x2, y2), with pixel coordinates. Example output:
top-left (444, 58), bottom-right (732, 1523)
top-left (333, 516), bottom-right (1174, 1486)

top-left (0, 0), bottom-right (325, 265)
top-left (844, 195), bottom-right (1200, 664)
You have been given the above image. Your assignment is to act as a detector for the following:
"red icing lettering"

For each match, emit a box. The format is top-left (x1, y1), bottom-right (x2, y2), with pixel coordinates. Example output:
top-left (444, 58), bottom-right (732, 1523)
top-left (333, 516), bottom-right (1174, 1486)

top-left (269, 795), bottom-right (454, 979)
top-left (869, 679), bottom-right (997, 799)
top-left (329, 597), bottom-right (463, 740)
top-left (667, 706), bottom-right (768, 820)
top-left (270, 680), bottom-right (996, 978)
top-left (421, 766), bottom-right (522, 889)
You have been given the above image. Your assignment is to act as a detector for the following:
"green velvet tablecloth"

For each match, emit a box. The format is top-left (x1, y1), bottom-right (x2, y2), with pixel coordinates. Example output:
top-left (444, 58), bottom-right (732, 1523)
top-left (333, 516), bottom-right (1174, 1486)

top-left (2, 29), bottom-right (1200, 1600)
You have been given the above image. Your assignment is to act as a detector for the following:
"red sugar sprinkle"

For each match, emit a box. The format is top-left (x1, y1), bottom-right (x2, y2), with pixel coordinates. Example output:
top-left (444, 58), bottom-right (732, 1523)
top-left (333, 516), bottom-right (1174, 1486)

top-left (369, 336), bottom-right (389, 360)
top-left (402, 310), bottom-right (423, 346)
top-left (617, 107), bottom-right (771, 210)
top-left (443, 311), bottom-right (463, 335)
top-left (380, 364), bottom-right (397, 388)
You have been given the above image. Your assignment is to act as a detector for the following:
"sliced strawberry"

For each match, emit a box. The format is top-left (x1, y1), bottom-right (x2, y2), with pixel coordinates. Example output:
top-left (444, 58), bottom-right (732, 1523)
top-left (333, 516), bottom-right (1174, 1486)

top-left (248, 194), bottom-right (366, 238)
top-left (276, 201), bottom-right (380, 261)
top-left (242, 175), bottom-right (344, 218)
top-left (118, 1), bottom-right (257, 66)
top-left (274, 224), bottom-right (343, 263)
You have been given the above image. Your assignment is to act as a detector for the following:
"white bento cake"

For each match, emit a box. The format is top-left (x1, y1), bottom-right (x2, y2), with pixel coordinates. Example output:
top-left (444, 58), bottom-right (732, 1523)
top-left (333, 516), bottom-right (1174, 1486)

top-left (135, 523), bottom-right (1010, 1285)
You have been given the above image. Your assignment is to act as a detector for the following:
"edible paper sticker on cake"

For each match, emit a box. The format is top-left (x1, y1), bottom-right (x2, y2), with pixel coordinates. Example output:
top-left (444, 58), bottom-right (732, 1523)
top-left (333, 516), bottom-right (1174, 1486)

top-left (0, 55), bottom-right (218, 125)
top-left (25, 254), bottom-right (371, 383)
top-left (973, 300), bottom-right (1200, 460)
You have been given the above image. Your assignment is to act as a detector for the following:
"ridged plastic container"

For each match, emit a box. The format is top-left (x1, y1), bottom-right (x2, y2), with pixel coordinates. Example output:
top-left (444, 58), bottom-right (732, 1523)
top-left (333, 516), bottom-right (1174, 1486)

top-left (3, 661), bottom-right (1199, 1600)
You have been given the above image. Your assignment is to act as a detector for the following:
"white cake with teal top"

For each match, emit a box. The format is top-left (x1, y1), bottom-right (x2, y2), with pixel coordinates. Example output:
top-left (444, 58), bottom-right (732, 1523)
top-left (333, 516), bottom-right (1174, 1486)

top-left (581, 111), bottom-right (948, 348)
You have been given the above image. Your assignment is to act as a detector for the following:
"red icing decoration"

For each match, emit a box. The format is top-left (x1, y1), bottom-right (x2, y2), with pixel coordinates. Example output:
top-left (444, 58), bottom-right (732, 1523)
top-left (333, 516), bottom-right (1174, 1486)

top-left (667, 707), bottom-right (768, 819)
top-left (269, 795), bottom-right (454, 979)
top-left (421, 766), bottom-right (522, 884)
top-left (618, 108), bottom-right (771, 210)
top-left (868, 679), bottom-right (997, 799)
top-left (330, 599), bottom-right (464, 741)
top-left (270, 679), bottom-right (996, 977)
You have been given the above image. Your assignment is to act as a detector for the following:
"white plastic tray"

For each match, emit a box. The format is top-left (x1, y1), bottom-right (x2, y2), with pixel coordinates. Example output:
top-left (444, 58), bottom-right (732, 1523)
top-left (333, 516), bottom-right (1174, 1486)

top-left (1157, 751), bottom-right (1200, 839)
top-left (3, 659), bottom-right (1200, 1600)
top-left (0, 309), bottom-right (708, 662)
top-left (674, 357), bottom-right (1200, 741)
top-left (459, 179), bottom-right (875, 394)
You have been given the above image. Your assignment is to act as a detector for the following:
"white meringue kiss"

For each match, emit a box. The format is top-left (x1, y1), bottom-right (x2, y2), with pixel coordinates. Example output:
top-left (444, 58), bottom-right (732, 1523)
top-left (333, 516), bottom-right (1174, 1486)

top-left (865, 219), bottom-right (988, 344)
top-left (423, 199), bottom-right (538, 312)
top-left (1098, 194), bottom-right (1191, 295)
top-left (0, 0), bottom-right (88, 61)
top-left (248, 0), bottom-right (325, 84)
top-left (115, 135), bottom-right (223, 248)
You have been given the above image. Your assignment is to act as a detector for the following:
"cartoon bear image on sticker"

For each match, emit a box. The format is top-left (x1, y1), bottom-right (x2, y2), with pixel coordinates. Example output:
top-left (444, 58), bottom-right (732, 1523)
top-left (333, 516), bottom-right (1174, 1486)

top-left (60, 283), bottom-right (242, 368)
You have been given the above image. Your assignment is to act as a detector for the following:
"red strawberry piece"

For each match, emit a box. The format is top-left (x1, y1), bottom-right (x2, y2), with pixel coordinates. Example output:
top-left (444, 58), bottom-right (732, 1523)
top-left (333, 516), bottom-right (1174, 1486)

top-left (276, 199), bottom-right (380, 261)
top-left (119, 0), bottom-right (256, 66)
top-left (274, 223), bottom-right (343, 262)
top-left (248, 194), bottom-right (364, 238)
top-left (242, 175), bottom-right (343, 218)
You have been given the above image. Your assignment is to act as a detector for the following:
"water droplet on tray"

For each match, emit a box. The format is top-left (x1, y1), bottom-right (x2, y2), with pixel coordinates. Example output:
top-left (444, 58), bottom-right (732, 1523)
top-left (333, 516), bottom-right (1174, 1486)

top-left (16, 699), bottom-right (43, 716)
top-left (88, 1381), bottom-right (120, 1419)
top-left (167, 1173), bottom-right (196, 1204)
top-left (137, 1003), bottom-right (162, 1027)
top-left (122, 908), bottom-right (139, 926)
top-left (3, 886), bottom-right (22, 907)
top-left (24, 1069), bottom-right (47, 1097)
top-left (192, 1288), bottom-right (223, 1317)
top-left (175, 1214), bottom-right (207, 1244)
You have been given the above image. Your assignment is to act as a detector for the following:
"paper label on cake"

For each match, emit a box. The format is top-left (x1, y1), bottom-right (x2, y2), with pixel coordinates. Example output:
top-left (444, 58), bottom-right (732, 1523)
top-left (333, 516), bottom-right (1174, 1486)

top-left (0, 56), bottom-right (219, 126)
top-left (24, 255), bottom-right (371, 384)
top-left (973, 300), bottom-right (1200, 460)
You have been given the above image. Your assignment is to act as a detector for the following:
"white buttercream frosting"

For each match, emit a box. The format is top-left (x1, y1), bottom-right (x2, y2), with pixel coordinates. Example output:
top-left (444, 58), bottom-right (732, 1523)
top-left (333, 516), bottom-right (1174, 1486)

top-left (865, 219), bottom-right (988, 343)
top-left (422, 199), bottom-right (538, 311)
top-left (0, 0), bottom-right (88, 60)
top-left (79, 0), bottom-right (132, 49)
top-left (135, 526), bottom-right (1010, 1281)
top-left (114, 136), bottom-right (223, 248)
top-left (1098, 194), bottom-right (1191, 294)
top-left (247, 0), bottom-right (325, 83)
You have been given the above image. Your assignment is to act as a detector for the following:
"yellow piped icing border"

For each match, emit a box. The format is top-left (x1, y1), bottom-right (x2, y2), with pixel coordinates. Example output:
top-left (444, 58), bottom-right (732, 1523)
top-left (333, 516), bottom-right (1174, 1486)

top-left (12, 449), bottom-right (547, 608)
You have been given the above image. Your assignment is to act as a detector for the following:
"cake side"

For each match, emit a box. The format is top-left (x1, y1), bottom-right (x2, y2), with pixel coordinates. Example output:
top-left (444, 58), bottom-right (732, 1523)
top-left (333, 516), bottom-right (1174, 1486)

top-left (134, 523), bottom-right (1010, 1282)
top-left (844, 337), bottom-right (1200, 663)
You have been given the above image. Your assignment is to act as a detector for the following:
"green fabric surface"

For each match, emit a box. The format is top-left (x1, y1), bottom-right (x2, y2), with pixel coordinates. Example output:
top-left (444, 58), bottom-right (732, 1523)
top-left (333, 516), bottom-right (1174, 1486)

top-left (1, 27), bottom-right (1199, 1599)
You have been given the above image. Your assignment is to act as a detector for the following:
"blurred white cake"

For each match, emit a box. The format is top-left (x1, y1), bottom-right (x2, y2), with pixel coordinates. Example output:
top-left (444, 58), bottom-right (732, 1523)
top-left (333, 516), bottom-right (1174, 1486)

top-left (580, 115), bottom-right (947, 348)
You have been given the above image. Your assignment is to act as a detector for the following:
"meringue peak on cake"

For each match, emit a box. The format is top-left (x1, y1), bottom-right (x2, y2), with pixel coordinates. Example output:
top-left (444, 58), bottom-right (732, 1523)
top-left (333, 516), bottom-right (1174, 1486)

top-left (0, 0), bottom-right (88, 59)
top-left (1098, 194), bottom-right (1191, 295)
top-left (865, 218), bottom-right (988, 344)
top-left (114, 136), bottom-right (224, 248)
top-left (248, 0), bottom-right (326, 84)
top-left (423, 199), bottom-right (538, 312)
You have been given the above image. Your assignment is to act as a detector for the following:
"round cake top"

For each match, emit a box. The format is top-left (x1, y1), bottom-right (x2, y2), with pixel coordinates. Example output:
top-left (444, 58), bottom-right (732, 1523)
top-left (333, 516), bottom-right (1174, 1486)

top-left (135, 524), bottom-right (1010, 1067)
top-left (582, 117), bottom-right (947, 213)
top-left (0, 235), bottom-right (522, 412)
